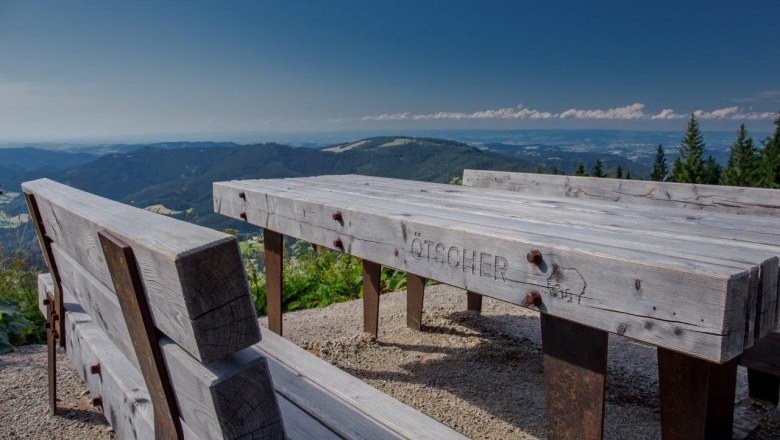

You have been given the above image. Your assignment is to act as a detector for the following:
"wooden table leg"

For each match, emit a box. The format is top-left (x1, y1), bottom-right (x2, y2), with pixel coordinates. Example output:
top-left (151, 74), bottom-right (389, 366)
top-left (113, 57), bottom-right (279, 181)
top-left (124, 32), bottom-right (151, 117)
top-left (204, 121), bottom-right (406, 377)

top-left (407, 274), bottom-right (425, 330)
top-left (747, 368), bottom-right (780, 405)
top-left (264, 229), bottom-right (284, 336)
top-left (541, 314), bottom-right (608, 440)
top-left (657, 348), bottom-right (738, 440)
top-left (363, 260), bottom-right (382, 337)
top-left (45, 298), bottom-right (57, 414)
top-left (466, 290), bottom-right (482, 314)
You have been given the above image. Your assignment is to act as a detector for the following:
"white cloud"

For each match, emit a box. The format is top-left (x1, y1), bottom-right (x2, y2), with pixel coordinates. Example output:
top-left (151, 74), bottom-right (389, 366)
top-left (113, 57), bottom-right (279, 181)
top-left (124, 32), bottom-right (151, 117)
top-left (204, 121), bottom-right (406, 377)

top-left (362, 103), bottom-right (778, 122)
top-left (732, 90), bottom-right (780, 104)
top-left (559, 103), bottom-right (647, 119)
top-left (651, 109), bottom-right (686, 120)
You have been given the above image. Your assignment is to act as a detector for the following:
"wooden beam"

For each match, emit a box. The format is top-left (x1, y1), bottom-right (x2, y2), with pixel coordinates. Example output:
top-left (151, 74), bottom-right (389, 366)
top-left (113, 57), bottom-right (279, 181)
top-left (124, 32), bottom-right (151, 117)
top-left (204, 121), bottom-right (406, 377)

top-left (264, 229), bottom-right (284, 336)
top-left (407, 273), bottom-right (425, 330)
top-left (363, 260), bottom-right (382, 337)
top-left (541, 314), bottom-right (607, 440)
top-left (466, 291), bottom-right (482, 314)
top-left (657, 348), bottom-right (738, 440)
top-left (462, 170), bottom-right (780, 217)
top-left (99, 230), bottom-right (183, 439)
top-left (23, 179), bottom-right (260, 364)
top-left (214, 178), bottom-right (751, 363)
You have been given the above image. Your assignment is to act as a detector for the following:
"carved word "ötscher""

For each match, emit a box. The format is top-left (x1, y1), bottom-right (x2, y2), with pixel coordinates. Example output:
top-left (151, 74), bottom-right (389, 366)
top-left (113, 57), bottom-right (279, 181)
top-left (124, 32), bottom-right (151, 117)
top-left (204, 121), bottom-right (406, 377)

top-left (409, 232), bottom-right (508, 281)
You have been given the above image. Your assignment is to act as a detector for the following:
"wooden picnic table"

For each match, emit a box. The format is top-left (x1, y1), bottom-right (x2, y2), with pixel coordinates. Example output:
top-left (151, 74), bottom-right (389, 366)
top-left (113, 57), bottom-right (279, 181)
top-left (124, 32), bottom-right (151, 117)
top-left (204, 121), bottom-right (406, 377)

top-left (213, 174), bottom-right (780, 440)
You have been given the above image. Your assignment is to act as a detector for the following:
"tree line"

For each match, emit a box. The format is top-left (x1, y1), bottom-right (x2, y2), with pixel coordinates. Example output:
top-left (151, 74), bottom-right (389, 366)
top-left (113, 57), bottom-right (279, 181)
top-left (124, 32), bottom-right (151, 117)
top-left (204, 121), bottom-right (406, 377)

top-left (563, 112), bottom-right (780, 187)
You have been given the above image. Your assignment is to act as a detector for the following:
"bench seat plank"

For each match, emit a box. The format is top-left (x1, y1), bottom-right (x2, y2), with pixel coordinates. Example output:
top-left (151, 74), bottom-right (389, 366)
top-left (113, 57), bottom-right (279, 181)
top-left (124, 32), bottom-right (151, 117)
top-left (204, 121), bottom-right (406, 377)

top-left (39, 274), bottom-right (459, 440)
top-left (214, 177), bottom-right (752, 363)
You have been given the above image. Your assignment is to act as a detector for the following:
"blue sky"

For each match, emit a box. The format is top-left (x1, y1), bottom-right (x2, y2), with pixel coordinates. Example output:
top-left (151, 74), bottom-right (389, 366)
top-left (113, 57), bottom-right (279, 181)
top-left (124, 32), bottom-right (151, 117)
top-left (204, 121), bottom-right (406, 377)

top-left (0, 0), bottom-right (778, 141)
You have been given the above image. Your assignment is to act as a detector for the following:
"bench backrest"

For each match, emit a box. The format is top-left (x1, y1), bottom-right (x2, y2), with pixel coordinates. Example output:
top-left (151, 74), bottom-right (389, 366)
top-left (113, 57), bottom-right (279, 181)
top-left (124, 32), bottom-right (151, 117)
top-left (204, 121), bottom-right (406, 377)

top-left (463, 169), bottom-right (780, 217)
top-left (24, 178), bottom-right (284, 439)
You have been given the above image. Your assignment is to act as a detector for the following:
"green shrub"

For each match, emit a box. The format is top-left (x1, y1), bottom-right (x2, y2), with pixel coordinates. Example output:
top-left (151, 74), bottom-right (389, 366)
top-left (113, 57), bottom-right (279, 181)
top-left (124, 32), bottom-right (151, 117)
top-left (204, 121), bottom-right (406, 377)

top-left (0, 249), bottom-right (45, 353)
top-left (239, 236), bottom-right (416, 316)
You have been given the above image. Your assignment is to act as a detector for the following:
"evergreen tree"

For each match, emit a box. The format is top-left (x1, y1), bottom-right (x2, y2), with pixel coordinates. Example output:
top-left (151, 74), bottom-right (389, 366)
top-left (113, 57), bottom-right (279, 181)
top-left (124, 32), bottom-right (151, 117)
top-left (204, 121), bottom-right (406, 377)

top-left (625, 172), bottom-right (632, 180)
top-left (722, 124), bottom-right (758, 187)
top-left (616, 165), bottom-right (623, 179)
top-left (551, 165), bottom-right (559, 175)
top-left (650, 144), bottom-right (668, 181)
top-left (591, 160), bottom-right (606, 178)
top-left (703, 155), bottom-right (722, 185)
top-left (574, 162), bottom-right (586, 176)
top-left (759, 113), bottom-right (780, 188)
top-left (670, 113), bottom-right (706, 183)
top-left (535, 165), bottom-right (545, 174)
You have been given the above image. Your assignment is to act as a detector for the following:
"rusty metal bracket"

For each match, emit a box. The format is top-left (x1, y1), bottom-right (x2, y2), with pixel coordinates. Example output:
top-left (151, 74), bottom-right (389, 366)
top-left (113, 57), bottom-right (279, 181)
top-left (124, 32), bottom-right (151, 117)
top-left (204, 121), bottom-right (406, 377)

top-left (98, 230), bottom-right (183, 440)
top-left (24, 193), bottom-right (66, 348)
top-left (25, 192), bottom-right (67, 414)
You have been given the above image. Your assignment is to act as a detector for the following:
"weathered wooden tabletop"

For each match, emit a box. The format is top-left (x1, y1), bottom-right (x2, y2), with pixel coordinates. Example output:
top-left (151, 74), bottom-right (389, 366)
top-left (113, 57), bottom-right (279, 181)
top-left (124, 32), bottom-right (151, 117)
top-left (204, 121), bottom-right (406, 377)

top-left (214, 175), bottom-right (780, 364)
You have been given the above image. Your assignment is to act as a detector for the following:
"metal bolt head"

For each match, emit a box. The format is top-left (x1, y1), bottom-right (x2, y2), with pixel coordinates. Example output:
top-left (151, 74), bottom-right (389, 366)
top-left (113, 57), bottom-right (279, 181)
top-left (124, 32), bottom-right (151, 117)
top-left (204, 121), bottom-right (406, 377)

top-left (91, 396), bottom-right (103, 407)
top-left (239, 212), bottom-right (248, 221)
top-left (43, 298), bottom-right (51, 306)
top-left (527, 249), bottom-right (543, 265)
top-left (238, 191), bottom-right (246, 200)
top-left (332, 211), bottom-right (343, 223)
top-left (90, 364), bottom-right (101, 375)
top-left (333, 238), bottom-right (344, 250)
top-left (525, 291), bottom-right (542, 307)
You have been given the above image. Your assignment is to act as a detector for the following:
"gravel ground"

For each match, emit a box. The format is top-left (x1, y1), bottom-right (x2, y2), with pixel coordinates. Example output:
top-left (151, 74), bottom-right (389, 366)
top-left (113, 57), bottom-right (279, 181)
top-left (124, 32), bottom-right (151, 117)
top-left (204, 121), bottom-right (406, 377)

top-left (2, 283), bottom-right (779, 439)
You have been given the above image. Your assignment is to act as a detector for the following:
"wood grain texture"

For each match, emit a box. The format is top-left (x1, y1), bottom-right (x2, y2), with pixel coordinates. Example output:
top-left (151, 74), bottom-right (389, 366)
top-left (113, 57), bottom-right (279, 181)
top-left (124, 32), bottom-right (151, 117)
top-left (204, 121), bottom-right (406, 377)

top-left (310, 173), bottom-right (778, 342)
top-left (23, 178), bottom-right (259, 363)
top-left (462, 169), bottom-right (780, 333)
top-left (463, 170), bottom-right (780, 216)
top-left (255, 327), bottom-right (470, 440)
top-left (38, 275), bottom-right (328, 440)
top-left (214, 177), bottom-right (755, 362)
top-left (41, 258), bottom-right (284, 439)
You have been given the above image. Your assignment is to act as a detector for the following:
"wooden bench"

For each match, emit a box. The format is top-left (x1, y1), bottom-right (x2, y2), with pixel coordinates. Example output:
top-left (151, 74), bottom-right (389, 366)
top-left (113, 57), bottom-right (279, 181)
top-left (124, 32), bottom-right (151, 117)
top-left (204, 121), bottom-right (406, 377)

top-left (25, 178), bottom-right (466, 440)
top-left (214, 174), bottom-right (780, 440)
top-left (462, 170), bottom-right (780, 416)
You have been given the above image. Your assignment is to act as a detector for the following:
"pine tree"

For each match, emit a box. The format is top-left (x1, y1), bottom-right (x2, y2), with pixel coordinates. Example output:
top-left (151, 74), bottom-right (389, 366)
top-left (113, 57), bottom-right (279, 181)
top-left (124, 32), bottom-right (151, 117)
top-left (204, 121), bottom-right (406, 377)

top-left (703, 155), bottom-right (722, 185)
top-left (670, 113), bottom-right (706, 183)
top-left (535, 165), bottom-right (545, 174)
top-left (591, 160), bottom-right (606, 178)
top-left (722, 124), bottom-right (758, 187)
top-left (574, 162), bottom-right (586, 176)
top-left (616, 165), bottom-right (623, 179)
top-left (759, 113), bottom-right (780, 188)
top-left (650, 144), bottom-right (668, 181)
top-left (625, 172), bottom-right (632, 180)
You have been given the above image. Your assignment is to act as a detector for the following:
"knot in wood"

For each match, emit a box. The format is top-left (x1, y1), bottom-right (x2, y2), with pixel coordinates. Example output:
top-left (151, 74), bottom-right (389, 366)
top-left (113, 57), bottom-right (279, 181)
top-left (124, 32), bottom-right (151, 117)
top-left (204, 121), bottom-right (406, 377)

top-left (525, 291), bottom-right (542, 307)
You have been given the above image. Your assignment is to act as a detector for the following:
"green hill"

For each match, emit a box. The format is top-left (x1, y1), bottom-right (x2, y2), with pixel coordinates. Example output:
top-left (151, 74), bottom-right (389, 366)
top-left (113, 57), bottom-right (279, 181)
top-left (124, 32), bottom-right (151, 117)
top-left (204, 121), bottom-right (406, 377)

top-left (1, 137), bottom-right (537, 253)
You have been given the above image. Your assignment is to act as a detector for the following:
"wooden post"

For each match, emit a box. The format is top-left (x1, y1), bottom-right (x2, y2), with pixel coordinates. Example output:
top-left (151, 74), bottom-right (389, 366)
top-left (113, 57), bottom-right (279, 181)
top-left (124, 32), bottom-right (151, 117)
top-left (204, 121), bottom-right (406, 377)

top-left (45, 294), bottom-right (57, 414)
top-left (541, 314), bottom-right (608, 440)
top-left (406, 274), bottom-right (425, 330)
top-left (363, 260), bottom-right (382, 337)
top-left (747, 369), bottom-right (780, 405)
top-left (657, 348), bottom-right (738, 440)
top-left (264, 229), bottom-right (284, 336)
top-left (466, 291), bottom-right (482, 314)
top-left (99, 230), bottom-right (183, 440)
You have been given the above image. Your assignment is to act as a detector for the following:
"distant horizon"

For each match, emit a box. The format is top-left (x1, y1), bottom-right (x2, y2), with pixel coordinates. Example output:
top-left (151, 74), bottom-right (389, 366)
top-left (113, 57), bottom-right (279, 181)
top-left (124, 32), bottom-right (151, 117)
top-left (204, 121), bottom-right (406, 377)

top-left (0, 127), bottom-right (773, 150)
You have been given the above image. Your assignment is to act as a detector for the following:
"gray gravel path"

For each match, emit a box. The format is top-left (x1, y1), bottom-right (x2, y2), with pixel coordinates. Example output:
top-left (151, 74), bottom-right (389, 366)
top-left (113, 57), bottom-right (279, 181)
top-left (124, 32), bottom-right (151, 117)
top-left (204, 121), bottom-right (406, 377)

top-left (2, 283), bottom-right (779, 439)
